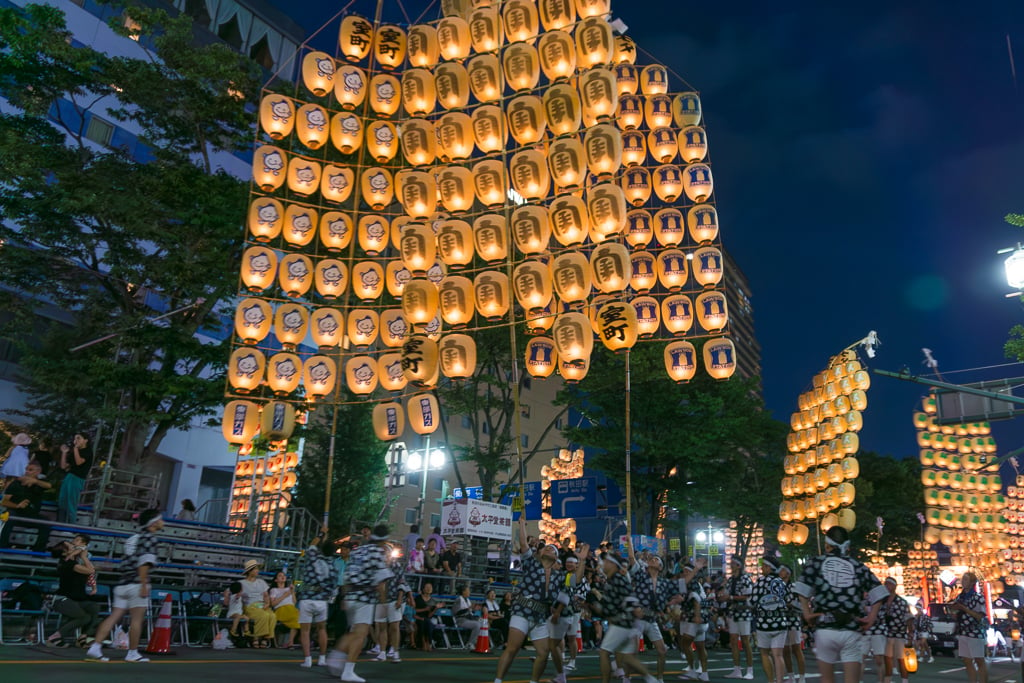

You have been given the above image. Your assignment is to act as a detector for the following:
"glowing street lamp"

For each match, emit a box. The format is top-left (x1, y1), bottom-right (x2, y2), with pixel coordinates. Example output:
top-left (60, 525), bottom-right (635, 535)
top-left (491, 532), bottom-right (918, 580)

top-left (1005, 244), bottom-right (1024, 291)
top-left (406, 439), bottom-right (446, 530)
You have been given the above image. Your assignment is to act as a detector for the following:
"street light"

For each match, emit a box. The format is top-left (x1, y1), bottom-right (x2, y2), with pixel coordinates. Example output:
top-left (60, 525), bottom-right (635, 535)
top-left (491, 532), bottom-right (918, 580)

top-left (1000, 243), bottom-right (1024, 294)
top-left (695, 523), bottom-right (724, 571)
top-left (405, 437), bottom-right (446, 531)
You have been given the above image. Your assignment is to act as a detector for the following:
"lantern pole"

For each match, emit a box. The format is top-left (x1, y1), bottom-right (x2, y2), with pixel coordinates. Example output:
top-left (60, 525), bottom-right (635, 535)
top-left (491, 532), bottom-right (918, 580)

top-left (624, 348), bottom-right (632, 540)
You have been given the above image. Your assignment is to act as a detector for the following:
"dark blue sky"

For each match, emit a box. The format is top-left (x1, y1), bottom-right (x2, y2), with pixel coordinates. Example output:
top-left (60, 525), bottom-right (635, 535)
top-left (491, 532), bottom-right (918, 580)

top-left (270, 1), bottom-right (1024, 459)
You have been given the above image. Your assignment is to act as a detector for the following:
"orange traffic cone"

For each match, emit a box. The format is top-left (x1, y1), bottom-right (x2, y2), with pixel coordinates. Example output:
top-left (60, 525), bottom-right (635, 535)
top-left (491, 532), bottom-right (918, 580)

top-left (575, 620), bottom-right (583, 651)
top-left (145, 593), bottom-right (176, 655)
top-left (474, 619), bottom-right (491, 653)
top-left (638, 633), bottom-right (645, 652)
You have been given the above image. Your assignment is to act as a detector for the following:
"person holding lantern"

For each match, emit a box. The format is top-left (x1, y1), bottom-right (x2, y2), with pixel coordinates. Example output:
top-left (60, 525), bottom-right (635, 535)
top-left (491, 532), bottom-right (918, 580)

top-left (793, 526), bottom-right (888, 683)
top-left (627, 545), bottom-right (685, 683)
top-left (724, 556), bottom-right (755, 679)
top-left (948, 571), bottom-right (988, 683)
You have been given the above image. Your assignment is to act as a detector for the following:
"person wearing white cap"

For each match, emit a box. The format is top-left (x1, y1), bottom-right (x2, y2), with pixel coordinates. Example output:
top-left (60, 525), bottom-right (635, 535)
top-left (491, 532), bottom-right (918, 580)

top-left (676, 560), bottom-right (709, 681)
top-left (86, 509), bottom-right (164, 663)
top-left (880, 577), bottom-right (913, 683)
top-left (751, 556), bottom-right (791, 683)
top-left (551, 554), bottom-right (587, 674)
top-left (724, 556), bottom-right (755, 679)
top-left (627, 544), bottom-right (682, 683)
top-left (1, 432), bottom-right (31, 482)
top-left (591, 551), bottom-right (660, 683)
top-left (493, 515), bottom-right (587, 683)
top-left (948, 571), bottom-right (987, 683)
top-left (793, 526), bottom-right (888, 683)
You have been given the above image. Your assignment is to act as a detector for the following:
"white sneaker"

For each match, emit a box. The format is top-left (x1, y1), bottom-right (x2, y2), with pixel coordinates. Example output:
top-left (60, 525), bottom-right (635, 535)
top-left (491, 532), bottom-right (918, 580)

top-left (565, 659), bottom-right (576, 671)
top-left (725, 668), bottom-right (743, 679)
top-left (326, 650), bottom-right (347, 676)
top-left (341, 673), bottom-right (367, 683)
top-left (373, 650), bottom-right (387, 661)
top-left (317, 655), bottom-right (327, 666)
top-left (300, 657), bottom-right (312, 668)
top-left (699, 674), bottom-right (709, 682)
top-left (124, 651), bottom-right (150, 663)
top-left (743, 670), bottom-right (754, 680)
top-left (85, 644), bottom-right (108, 662)
top-left (927, 656), bottom-right (934, 663)
top-left (388, 651), bottom-right (402, 663)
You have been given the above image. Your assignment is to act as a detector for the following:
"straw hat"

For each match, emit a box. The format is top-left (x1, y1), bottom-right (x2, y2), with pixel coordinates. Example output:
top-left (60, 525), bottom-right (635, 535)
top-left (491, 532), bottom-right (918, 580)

top-left (243, 559), bottom-right (262, 573)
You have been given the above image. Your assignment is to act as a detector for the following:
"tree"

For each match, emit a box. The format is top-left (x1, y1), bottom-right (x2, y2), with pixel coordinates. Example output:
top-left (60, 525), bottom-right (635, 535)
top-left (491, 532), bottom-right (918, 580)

top-left (292, 402), bottom-right (388, 539)
top-left (0, 3), bottom-right (261, 467)
top-left (558, 340), bottom-right (787, 561)
top-left (843, 450), bottom-right (923, 562)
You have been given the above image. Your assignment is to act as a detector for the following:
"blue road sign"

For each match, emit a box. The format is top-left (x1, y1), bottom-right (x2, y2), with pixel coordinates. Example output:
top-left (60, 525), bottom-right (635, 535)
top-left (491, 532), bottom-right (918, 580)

top-left (550, 476), bottom-right (598, 519)
top-left (452, 486), bottom-right (483, 499)
top-left (499, 481), bottom-right (542, 520)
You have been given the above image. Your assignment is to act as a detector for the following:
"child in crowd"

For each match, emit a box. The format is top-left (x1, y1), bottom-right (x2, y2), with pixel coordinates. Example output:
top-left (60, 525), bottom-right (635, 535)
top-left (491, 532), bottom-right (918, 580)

top-left (224, 581), bottom-right (249, 639)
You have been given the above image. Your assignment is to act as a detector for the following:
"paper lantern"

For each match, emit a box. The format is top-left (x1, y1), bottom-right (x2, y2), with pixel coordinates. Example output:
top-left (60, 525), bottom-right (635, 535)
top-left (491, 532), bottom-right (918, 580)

top-left (582, 124), bottom-right (622, 180)
top-left (508, 94), bottom-right (547, 145)
top-left (651, 208), bottom-right (684, 247)
top-left (344, 308), bottom-right (377, 348)
top-left (310, 307), bottom-right (344, 349)
top-left (373, 24), bottom-right (407, 70)
top-left (587, 182), bottom-right (627, 239)
top-left (644, 128), bottom-right (675, 164)
top-left (223, 400), bottom-right (260, 444)
top-left (538, 30), bottom-right (576, 81)
top-left (399, 278), bottom-right (438, 326)
top-left (575, 17), bottom-right (614, 68)
top-left (437, 275), bottom-right (474, 327)
top-left (673, 92), bottom-right (702, 127)
top-left (436, 219), bottom-right (474, 268)
top-left (240, 247), bottom-right (276, 292)
top-left (273, 303), bottom-right (309, 348)
top-left (267, 353), bottom-right (302, 394)
top-left (791, 524), bottom-right (810, 545)
top-left (623, 210), bottom-right (653, 250)
top-left (408, 392), bottom-right (441, 435)
top-left (540, 0), bottom-right (575, 30)
top-left (363, 120), bottom-right (398, 163)
top-left (378, 353), bottom-right (407, 392)
top-left (661, 295), bottom-right (694, 335)
top-left (525, 336), bottom-right (558, 378)
top-left (396, 223), bottom-right (434, 276)
top-left (329, 112), bottom-right (363, 155)
top-left (696, 291), bottom-right (728, 331)
top-left (286, 157), bottom-right (321, 198)
top-left (397, 170), bottom-right (437, 220)
top-left (777, 524), bottom-right (793, 544)
top-left (474, 271), bottom-right (510, 321)
top-left (662, 340), bottom-right (697, 383)
top-left (247, 198), bottom-right (283, 242)
top-left (590, 242), bottom-right (631, 293)
top-left (434, 62), bottom-right (471, 111)
top-left (687, 204), bottom-right (719, 244)
top-left (373, 402), bottom-right (404, 441)
top-left (617, 133), bottom-right (645, 173)
top-left (437, 164), bottom-right (475, 213)
top-left (437, 112), bottom-right (475, 161)
top-left (617, 94), bottom-right (644, 130)
top-left (548, 194), bottom-right (589, 247)
top-left (339, 15), bottom-right (373, 62)
top-left (703, 337), bottom-right (737, 380)
top-left (470, 104), bottom-right (507, 153)
top-left (553, 312), bottom-right (594, 363)
top-left (628, 252), bottom-right (656, 293)
top-left (253, 145), bottom-right (286, 191)
top-left (503, 0), bottom-right (539, 42)
top-left (282, 205), bottom-right (316, 247)
top-left (693, 247), bottom-right (724, 287)
top-left (511, 204), bottom-right (551, 256)
top-left (474, 213), bottom-right (508, 263)
top-left (513, 261), bottom-right (553, 314)
top-left (678, 125), bottom-right (709, 163)
top-left (579, 68), bottom-right (618, 125)
top-left (511, 150), bottom-right (551, 202)
top-left (235, 298), bottom-right (272, 344)
top-left (375, 309), bottom-right (407, 348)
top-left (403, 335), bottom-right (440, 387)
top-left (334, 64), bottom-right (368, 110)
top-left (841, 431), bottom-right (860, 454)
top-left (259, 94), bottom-right (295, 140)
top-left (439, 333), bottom-right (477, 379)
top-left (303, 356), bottom-right (336, 398)
top-left (550, 252), bottom-right (591, 305)
top-left (314, 259), bottom-right (348, 299)
top-left (465, 53), bottom-right (502, 103)
top-left (653, 164), bottom-right (684, 202)
top-left (399, 118), bottom-right (436, 167)
top-left (683, 163), bottom-right (714, 202)
top-left (538, 84), bottom-right (581, 139)
top-left (595, 301), bottom-right (638, 352)
top-left (366, 74), bottom-right (400, 117)
top-left (341, 356), bottom-right (378, 398)
top-left (655, 249), bottom-right (688, 291)
top-left (407, 23), bottom-right (439, 67)
top-left (468, 6), bottom-right (503, 53)
top-left (548, 136), bottom-right (587, 190)
top-left (228, 347), bottom-right (264, 393)
top-left (360, 168), bottom-right (393, 211)
top-left (614, 62), bottom-right (639, 96)
top-left (321, 165), bottom-right (355, 204)
top-left (631, 296), bottom-right (660, 337)
top-left (621, 166), bottom-right (652, 207)
top-left (574, 0), bottom-right (610, 17)
top-left (300, 51), bottom-right (335, 96)
top-left (294, 103), bottom-right (329, 150)
top-left (261, 402), bottom-right (296, 442)
top-left (356, 214), bottom-right (389, 256)
top-left (503, 41), bottom-right (540, 92)
top-left (437, 16), bottom-right (471, 61)
top-left (352, 262), bottom-right (384, 301)
top-left (640, 64), bottom-right (669, 95)
top-left (527, 300), bottom-right (557, 334)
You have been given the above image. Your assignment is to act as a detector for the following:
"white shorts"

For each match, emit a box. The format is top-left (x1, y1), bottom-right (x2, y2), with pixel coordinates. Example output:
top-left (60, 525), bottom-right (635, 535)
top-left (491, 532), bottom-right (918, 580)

top-left (638, 620), bottom-right (663, 643)
top-left (786, 627), bottom-right (802, 646)
top-left (866, 634), bottom-right (888, 656)
top-left (693, 623), bottom-right (709, 643)
top-left (509, 614), bottom-right (549, 642)
top-left (298, 599), bottom-right (328, 624)
top-left (815, 629), bottom-right (865, 664)
top-left (958, 635), bottom-right (985, 659)
top-left (600, 624), bottom-right (637, 654)
top-left (680, 622), bottom-right (699, 638)
top-left (346, 602), bottom-right (376, 626)
top-left (112, 584), bottom-right (150, 610)
top-left (727, 617), bottom-right (751, 636)
top-left (756, 630), bottom-right (788, 650)
top-left (374, 602), bottom-right (403, 623)
top-left (550, 616), bottom-right (573, 640)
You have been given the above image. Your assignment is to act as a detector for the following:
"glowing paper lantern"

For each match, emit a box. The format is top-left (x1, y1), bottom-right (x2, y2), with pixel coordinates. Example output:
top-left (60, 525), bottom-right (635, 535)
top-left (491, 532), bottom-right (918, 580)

top-left (654, 208), bottom-right (684, 247)
top-left (407, 392), bottom-right (441, 435)
top-left (436, 220), bottom-right (474, 268)
top-left (273, 303), bottom-right (308, 348)
top-left (474, 271), bottom-right (510, 321)
top-left (661, 294), bottom-right (694, 335)
top-left (398, 170), bottom-right (437, 220)
top-left (510, 149), bottom-right (551, 201)
top-left (402, 278), bottom-right (440, 326)
top-left (591, 242), bottom-right (631, 293)
top-left (503, 41), bottom-right (540, 92)
top-left (439, 333), bottom-right (477, 379)
top-left (315, 259), bottom-right (348, 299)
top-left (253, 145), bottom-right (286, 191)
top-left (303, 356), bottom-right (336, 398)
top-left (437, 164), bottom-right (475, 213)
top-left (378, 353), bottom-right (406, 392)
top-left (295, 103), bottom-right (329, 150)
top-left (696, 291), bottom-right (728, 331)
top-left (228, 348), bottom-right (264, 393)
top-left (684, 162), bottom-right (714, 202)
top-left (373, 24), bottom-right (407, 70)
top-left (629, 252), bottom-right (657, 293)
top-left (402, 335), bottom-right (439, 387)
top-left (703, 337), bottom-right (737, 380)
top-left (399, 118), bottom-right (436, 167)
top-left (469, 6), bottom-right (502, 53)
top-left (595, 301), bottom-right (638, 352)
top-left (437, 16), bottom-right (471, 61)
top-left (438, 275), bottom-right (474, 327)
top-left (503, 0), bottom-right (539, 42)
top-left (664, 341), bottom-right (697, 383)
top-left (397, 223), bottom-right (435, 276)
top-left (437, 112), bottom-right (475, 161)
top-left (248, 198), bottom-right (283, 242)
top-left (339, 15), bottom-right (374, 62)
top-left (366, 120), bottom-right (398, 163)
top-left (679, 125), bottom-right (709, 163)
top-left (241, 247), bottom-right (277, 293)
top-left (373, 402), bottom-right (405, 441)
top-left (435, 62), bottom-right (471, 111)
top-left (467, 53), bottom-right (503, 102)
top-left (552, 312), bottom-right (594, 363)
top-left (621, 166), bottom-right (652, 207)
top-left (508, 95), bottom-right (547, 145)
top-left (579, 68), bottom-right (618, 125)
top-left (302, 51), bottom-right (336, 96)
top-left (356, 214), bottom-right (389, 256)
top-left (223, 400), bottom-right (260, 444)
top-left (310, 308), bottom-right (344, 348)
top-left (235, 298), bottom-right (272, 344)
top-left (321, 165), bottom-right (355, 204)
top-left (587, 182), bottom-right (627, 239)
top-left (474, 214), bottom-right (508, 263)
top-left (283, 205), bottom-right (317, 247)
top-left (688, 204), bottom-right (719, 243)
top-left (538, 30), bottom-right (576, 81)
top-left (471, 104), bottom-right (508, 152)
top-left (267, 353), bottom-right (302, 394)
top-left (511, 204), bottom-right (551, 256)
top-left (330, 112), bottom-right (363, 154)
top-left (640, 64), bottom-right (669, 95)
top-left (261, 402), bottom-right (295, 442)
top-left (287, 157), bottom-right (321, 196)
top-left (361, 168), bottom-right (394, 211)
top-left (550, 252), bottom-right (591, 305)
top-left (575, 17), bottom-right (614, 68)
top-left (352, 262), bottom-right (384, 301)
top-left (631, 295), bottom-right (660, 337)
top-left (673, 92), bottom-right (702, 126)
top-left (334, 64), bottom-right (368, 110)
top-left (259, 94), bottom-right (294, 140)
top-left (525, 336), bottom-right (558, 378)
top-left (548, 136), bottom-right (587, 190)
top-left (693, 247), bottom-right (724, 287)
top-left (584, 123), bottom-right (623, 179)
top-left (656, 249), bottom-right (688, 291)
top-left (653, 164), bottom-right (684, 202)
top-left (407, 24), bottom-right (439, 67)
top-left (379, 309), bottom-right (409, 348)
top-left (512, 260), bottom-right (553, 314)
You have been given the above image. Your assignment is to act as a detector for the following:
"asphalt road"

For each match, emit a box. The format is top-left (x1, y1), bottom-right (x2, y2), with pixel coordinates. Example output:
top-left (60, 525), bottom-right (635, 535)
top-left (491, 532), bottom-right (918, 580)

top-left (0, 645), bottom-right (1020, 683)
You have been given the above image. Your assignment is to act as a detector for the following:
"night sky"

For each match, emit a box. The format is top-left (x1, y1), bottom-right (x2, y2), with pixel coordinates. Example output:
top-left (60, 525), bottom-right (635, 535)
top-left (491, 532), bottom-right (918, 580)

top-left (268, 0), bottom-right (1024, 461)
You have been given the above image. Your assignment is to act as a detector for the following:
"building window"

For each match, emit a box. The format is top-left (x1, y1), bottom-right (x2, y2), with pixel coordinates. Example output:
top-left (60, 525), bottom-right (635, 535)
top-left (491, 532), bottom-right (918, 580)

top-left (433, 478), bottom-right (444, 492)
top-left (404, 508), bottom-right (417, 524)
top-left (85, 116), bottom-right (114, 147)
top-left (249, 35), bottom-right (274, 70)
top-left (522, 377), bottom-right (532, 390)
top-left (217, 15), bottom-right (242, 50)
top-left (430, 513), bottom-right (440, 529)
top-left (184, 0), bottom-right (212, 28)
top-left (521, 434), bottom-right (529, 448)
top-left (555, 417), bottom-right (564, 430)
top-left (461, 415), bottom-right (472, 429)
top-left (408, 471), bottom-right (421, 488)
top-left (520, 405), bottom-right (531, 418)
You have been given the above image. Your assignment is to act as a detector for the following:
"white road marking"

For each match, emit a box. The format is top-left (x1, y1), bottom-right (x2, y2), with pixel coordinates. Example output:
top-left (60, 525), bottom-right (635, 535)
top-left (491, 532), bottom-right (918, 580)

top-left (939, 666), bottom-right (966, 673)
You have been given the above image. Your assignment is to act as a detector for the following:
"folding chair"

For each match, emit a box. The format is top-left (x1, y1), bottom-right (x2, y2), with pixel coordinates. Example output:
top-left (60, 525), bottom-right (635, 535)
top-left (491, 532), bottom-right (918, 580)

top-left (0, 578), bottom-right (46, 644)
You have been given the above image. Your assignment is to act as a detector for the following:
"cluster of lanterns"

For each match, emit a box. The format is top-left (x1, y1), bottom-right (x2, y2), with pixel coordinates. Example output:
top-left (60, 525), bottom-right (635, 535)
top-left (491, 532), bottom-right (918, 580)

top-left (916, 394), bottom-right (1009, 572)
top-left (778, 350), bottom-right (869, 543)
top-left (725, 521), bottom-right (763, 575)
top-left (225, 0), bottom-right (737, 466)
top-left (228, 450), bottom-right (300, 529)
top-left (999, 476), bottom-right (1024, 576)
top-left (902, 541), bottom-right (939, 596)
top-left (538, 447), bottom-right (584, 544)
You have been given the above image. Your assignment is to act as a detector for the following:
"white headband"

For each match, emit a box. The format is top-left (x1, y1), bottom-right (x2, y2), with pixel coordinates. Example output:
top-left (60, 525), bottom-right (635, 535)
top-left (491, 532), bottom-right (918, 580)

top-left (143, 514), bottom-right (163, 529)
top-left (825, 536), bottom-right (850, 553)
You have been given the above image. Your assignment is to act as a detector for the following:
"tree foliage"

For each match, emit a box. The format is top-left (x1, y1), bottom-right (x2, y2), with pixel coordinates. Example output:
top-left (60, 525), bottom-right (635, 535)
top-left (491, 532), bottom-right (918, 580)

top-left (0, 3), bottom-right (260, 466)
top-left (557, 341), bottom-right (787, 561)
